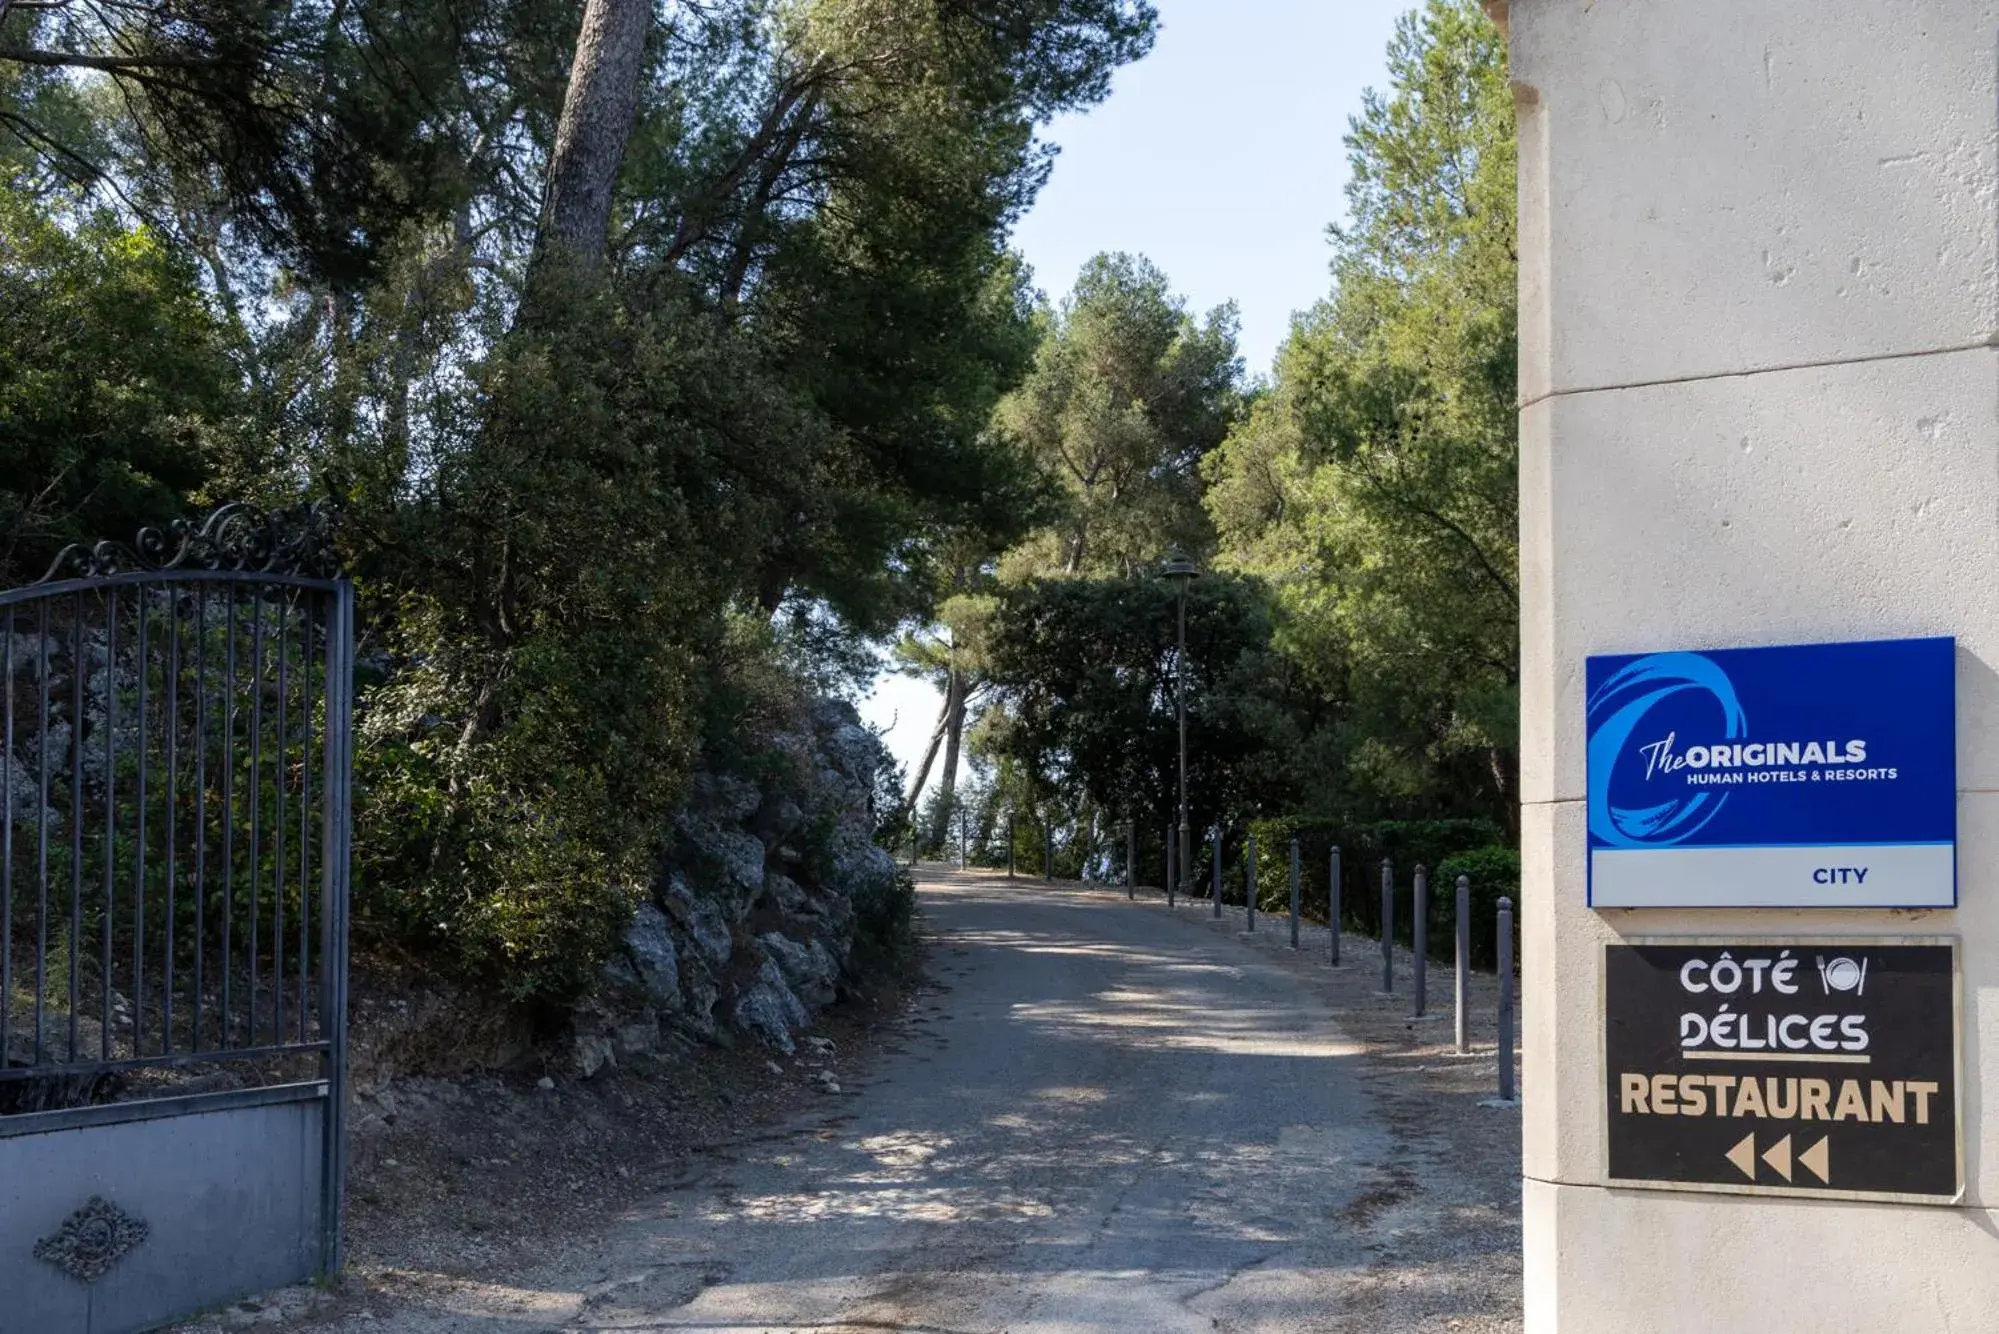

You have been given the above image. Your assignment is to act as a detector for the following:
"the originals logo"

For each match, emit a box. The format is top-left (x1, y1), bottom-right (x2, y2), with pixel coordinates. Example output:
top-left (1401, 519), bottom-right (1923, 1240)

top-left (1587, 652), bottom-right (1746, 850)
top-left (1638, 733), bottom-right (1868, 779)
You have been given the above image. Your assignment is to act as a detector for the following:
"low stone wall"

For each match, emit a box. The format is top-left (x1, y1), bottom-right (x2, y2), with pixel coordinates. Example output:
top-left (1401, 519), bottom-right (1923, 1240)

top-left (566, 697), bottom-right (904, 1074)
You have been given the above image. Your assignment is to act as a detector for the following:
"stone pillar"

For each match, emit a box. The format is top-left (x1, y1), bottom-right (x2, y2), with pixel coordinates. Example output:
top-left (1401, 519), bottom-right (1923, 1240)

top-left (1507, 1), bottom-right (1999, 1327)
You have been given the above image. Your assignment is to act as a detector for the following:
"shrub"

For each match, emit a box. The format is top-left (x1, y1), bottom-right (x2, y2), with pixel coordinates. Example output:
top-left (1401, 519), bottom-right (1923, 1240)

top-left (1437, 843), bottom-right (1520, 970)
top-left (1241, 815), bottom-right (1516, 966)
top-left (848, 865), bottom-right (920, 987)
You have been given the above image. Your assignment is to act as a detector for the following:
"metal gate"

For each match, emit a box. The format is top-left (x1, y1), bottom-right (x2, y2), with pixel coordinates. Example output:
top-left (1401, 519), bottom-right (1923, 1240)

top-left (0, 503), bottom-right (353, 1333)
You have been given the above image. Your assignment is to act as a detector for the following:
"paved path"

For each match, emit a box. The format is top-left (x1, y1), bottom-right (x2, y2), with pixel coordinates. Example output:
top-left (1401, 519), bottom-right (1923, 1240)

top-left (306, 866), bottom-right (1472, 1332)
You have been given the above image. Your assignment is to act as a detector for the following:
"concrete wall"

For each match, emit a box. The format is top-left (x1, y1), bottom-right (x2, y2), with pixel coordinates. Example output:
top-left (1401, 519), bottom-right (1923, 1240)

top-left (1507, 1), bottom-right (1999, 1327)
top-left (0, 1090), bottom-right (325, 1333)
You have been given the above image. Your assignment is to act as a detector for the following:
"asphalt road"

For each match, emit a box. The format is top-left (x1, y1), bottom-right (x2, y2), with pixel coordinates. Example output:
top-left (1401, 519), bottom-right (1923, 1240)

top-left (302, 866), bottom-right (1444, 1332)
top-left (577, 866), bottom-right (1389, 1333)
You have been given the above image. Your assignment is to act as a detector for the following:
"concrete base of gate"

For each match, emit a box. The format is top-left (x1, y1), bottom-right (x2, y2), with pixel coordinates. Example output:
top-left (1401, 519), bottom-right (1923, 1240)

top-left (0, 1083), bottom-right (328, 1334)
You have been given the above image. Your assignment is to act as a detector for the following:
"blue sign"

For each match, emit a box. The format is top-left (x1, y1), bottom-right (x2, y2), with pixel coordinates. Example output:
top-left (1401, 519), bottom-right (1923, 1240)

top-left (1586, 636), bottom-right (1955, 908)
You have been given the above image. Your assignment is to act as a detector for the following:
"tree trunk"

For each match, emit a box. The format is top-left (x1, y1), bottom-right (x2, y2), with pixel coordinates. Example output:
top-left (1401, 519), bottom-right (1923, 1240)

top-left (903, 699), bottom-right (951, 819)
top-left (1062, 528), bottom-right (1083, 575)
top-left (927, 665), bottom-right (967, 848)
top-left (533, 0), bottom-right (652, 272)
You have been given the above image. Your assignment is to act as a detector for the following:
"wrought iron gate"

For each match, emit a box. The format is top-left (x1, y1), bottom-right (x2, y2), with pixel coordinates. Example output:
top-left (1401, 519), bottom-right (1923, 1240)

top-left (0, 504), bottom-right (353, 1333)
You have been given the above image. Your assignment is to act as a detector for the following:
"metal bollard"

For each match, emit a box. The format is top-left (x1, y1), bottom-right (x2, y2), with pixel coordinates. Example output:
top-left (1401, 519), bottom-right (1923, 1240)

top-left (1455, 874), bottom-right (1471, 1053)
top-left (1412, 864), bottom-right (1428, 1017)
top-left (1288, 839), bottom-right (1301, 948)
top-left (1246, 832), bottom-right (1258, 931)
top-left (1211, 827), bottom-right (1223, 918)
top-left (1498, 896), bottom-right (1516, 1101)
top-left (1125, 821), bottom-right (1134, 899)
top-left (1380, 859), bottom-right (1394, 993)
top-left (1329, 846), bottom-right (1342, 966)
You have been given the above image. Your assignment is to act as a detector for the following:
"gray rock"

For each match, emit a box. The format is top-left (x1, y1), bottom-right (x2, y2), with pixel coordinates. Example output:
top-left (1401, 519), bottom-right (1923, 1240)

top-left (803, 939), bottom-right (841, 999)
top-left (691, 771), bottom-right (764, 824)
top-left (624, 903), bottom-right (683, 1010)
top-left (33, 720), bottom-right (69, 784)
top-left (572, 1032), bottom-right (615, 1079)
top-left (3, 745), bottom-right (51, 826)
top-left (832, 838), bottom-right (902, 905)
top-left (677, 964), bottom-right (721, 1041)
top-left (760, 932), bottom-right (839, 1009)
top-left (614, 1014), bottom-right (660, 1060)
top-left (676, 816), bottom-right (768, 918)
top-left (687, 898), bottom-right (732, 968)
top-left (570, 691), bottom-right (912, 1059)
top-left (810, 698), bottom-right (880, 767)
top-left (77, 653), bottom-right (140, 787)
top-left (658, 869), bottom-right (698, 915)
top-left (733, 959), bottom-right (810, 1053)
top-left (763, 871), bottom-right (809, 915)
top-left (755, 796), bottom-right (807, 847)
top-left (2, 632), bottom-right (54, 682)
top-left (599, 953), bottom-right (643, 993)
top-left (661, 871), bottom-right (734, 968)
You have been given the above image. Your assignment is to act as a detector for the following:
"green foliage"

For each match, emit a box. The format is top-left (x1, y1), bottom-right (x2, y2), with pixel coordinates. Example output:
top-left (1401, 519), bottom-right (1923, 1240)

top-left (1243, 814), bottom-right (1510, 964)
top-left (971, 9), bottom-right (1519, 852)
top-left (979, 573), bottom-right (1299, 847)
top-left (1, 0), bottom-right (1165, 1008)
top-left (899, 250), bottom-right (1244, 848)
top-left (871, 750), bottom-right (914, 852)
top-left (996, 252), bottom-right (1243, 578)
top-left (1205, 0), bottom-right (1516, 834)
top-left (302, 1), bottom-right (1158, 1002)
top-left (1437, 843), bottom-right (1520, 969)
top-left (847, 865), bottom-right (921, 986)
top-left (1364, 817), bottom-right (1507, 871)
top-left (2, 0), bottom-right (475, 285)
top-left (348, 277), bottom-right (760, 1002)
top-left (0, 187), bottom-right (238, 581)
top-left (0, 0), bottom-right (1528, 1009)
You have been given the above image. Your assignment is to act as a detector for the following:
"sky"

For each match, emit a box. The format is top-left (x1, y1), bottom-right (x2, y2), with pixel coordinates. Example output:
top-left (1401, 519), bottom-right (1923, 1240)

top-left (858, 0), bottom-right (1414, 790)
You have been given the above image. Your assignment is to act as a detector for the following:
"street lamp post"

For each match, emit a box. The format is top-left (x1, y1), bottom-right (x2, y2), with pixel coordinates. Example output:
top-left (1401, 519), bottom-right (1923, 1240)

top-left (1163, 551), bottom-right (1199, 905)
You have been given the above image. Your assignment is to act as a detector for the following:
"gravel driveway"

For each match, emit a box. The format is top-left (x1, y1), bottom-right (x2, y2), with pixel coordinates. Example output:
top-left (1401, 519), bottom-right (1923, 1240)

top-left (219, 865), bottom-right (1521, 1333)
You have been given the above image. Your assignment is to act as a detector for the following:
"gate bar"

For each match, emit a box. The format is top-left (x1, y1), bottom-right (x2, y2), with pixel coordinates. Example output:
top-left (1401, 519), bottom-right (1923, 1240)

top-left (319, 580), bottom-right (355, 1274)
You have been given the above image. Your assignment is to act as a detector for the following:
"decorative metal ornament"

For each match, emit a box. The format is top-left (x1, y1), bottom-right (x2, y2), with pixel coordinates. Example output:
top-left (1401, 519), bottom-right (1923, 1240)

top-left (33, 1196), bottom-right (150, 1283)
top-left (34, 500), bottom-right (340, 585)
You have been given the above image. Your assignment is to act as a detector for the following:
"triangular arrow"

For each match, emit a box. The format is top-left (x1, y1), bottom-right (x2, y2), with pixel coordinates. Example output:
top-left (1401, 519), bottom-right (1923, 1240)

top-left (1800, 1136), bottom-right (1831, 1184)
top-left (1762, 1134), bottom-right (1793, 1182)
top-left (1725, 1132), bottom-right (1757, 1180)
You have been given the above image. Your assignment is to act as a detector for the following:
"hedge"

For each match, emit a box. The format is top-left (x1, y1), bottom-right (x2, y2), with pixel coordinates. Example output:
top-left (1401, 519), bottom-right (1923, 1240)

top-left (1235, 817), bottom-right (1517, 969)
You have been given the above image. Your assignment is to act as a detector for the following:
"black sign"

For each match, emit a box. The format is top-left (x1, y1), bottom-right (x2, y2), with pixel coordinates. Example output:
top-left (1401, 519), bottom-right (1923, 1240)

top-left (1605, 938), bottom-right (1960, 1202)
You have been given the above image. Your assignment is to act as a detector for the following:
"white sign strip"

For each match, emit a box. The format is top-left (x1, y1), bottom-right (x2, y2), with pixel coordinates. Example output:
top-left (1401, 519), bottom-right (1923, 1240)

top-left (1590, 843), bottom-right (1955, 909)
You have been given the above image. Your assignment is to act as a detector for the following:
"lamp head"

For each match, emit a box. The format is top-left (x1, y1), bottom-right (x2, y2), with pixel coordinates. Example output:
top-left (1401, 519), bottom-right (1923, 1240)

top-left (1161, 551), bottom-right (1200, 582)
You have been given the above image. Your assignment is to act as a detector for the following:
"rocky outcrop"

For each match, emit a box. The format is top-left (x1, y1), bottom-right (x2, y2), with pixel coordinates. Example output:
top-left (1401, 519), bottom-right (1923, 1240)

top-left (566, 698), bottom-right (906, 1075)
